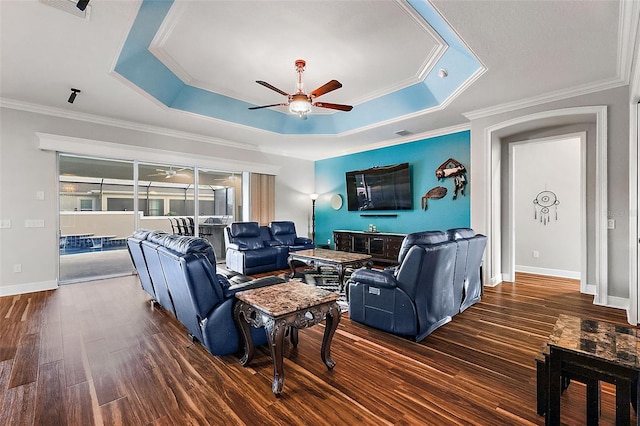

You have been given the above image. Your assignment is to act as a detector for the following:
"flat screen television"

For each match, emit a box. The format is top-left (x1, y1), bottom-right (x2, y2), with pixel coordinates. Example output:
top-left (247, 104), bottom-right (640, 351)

top-left (345, 163), bottom-right (412, 211)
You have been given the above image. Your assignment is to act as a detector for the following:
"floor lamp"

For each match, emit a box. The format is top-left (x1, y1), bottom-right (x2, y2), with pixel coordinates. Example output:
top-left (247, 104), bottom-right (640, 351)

top-left (310, 193), bottom-right (319, 245)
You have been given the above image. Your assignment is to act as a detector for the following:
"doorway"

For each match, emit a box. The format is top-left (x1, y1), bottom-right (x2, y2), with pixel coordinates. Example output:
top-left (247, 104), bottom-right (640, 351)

top-left (508, 134), bottom-right (585, 288)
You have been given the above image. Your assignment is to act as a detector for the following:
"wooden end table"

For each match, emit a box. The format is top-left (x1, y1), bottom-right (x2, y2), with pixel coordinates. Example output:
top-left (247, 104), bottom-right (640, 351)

top-left (545, 314), bottom-right (640, 425)
top-left (234, 281), bottom-right (341, 395)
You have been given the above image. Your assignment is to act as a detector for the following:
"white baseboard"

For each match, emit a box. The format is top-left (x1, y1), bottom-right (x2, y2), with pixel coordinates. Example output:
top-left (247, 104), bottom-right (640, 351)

top-left (515, 265), bottom-right (581, 280)
top-left (0, 280), bottom-right (58, 297)
top-left (594, 295), bottom-right (629, 311)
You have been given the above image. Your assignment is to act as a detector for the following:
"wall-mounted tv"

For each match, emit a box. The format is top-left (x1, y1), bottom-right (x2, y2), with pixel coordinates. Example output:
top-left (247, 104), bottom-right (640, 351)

top-left (345, 163), bottom-right (412, 211)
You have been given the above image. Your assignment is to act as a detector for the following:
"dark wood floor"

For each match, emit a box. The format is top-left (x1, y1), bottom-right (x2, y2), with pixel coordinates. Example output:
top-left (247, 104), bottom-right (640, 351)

top-left (0, 271), bottom-right (635, 425)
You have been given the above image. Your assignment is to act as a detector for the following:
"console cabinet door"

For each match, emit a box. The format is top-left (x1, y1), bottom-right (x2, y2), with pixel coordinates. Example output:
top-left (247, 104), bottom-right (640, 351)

top-left (333, 231), bottom-right (405, 264)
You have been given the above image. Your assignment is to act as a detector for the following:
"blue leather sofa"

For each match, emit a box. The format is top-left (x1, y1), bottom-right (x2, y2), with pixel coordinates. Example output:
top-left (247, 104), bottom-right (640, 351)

top-left (348, 228), bottom-right (486, 341)
top-left (225, 221), bottom-right (313, 275)
top-left (128, 231), bottom-right (284, 356)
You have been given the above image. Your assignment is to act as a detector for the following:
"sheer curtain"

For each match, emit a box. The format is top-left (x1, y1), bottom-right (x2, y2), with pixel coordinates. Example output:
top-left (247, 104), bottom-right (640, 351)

top-left (250, 173), bottom-right (275, 225)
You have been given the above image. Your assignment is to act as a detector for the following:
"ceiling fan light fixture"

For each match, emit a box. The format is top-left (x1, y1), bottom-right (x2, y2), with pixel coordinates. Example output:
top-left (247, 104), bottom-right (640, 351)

top-left (289, 94), bottom-right (312, 117)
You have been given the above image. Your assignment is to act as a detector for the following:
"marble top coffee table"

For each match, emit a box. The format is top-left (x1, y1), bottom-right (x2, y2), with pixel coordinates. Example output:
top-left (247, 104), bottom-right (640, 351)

top-left (288, 248), bottom-right (372, 293)
top-left (234, 281), bottom-right (341, 395)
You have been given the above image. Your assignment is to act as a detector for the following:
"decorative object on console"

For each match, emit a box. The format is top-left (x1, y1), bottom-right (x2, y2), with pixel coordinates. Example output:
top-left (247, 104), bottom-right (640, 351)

top-left (533, 190), bottom-right (560, 225)
top-left (420, 186), bottom-right (447, 210)
top-left (435, 158), bottom-right (467, 199)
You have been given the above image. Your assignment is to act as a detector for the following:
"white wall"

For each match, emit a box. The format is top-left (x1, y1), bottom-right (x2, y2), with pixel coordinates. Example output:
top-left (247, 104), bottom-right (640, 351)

top-left (512, 137), bottom-right (581, 277)
top-left (0, 107), bottom-right (313, 295)
top-left (470, 85), bottom-right (631, 302)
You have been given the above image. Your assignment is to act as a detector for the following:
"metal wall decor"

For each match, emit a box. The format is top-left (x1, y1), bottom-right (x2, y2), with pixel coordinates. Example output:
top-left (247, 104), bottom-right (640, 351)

top-left (421, 186), bottom-right (447, 210)
top-left (435, 158), bottom-right (467, 199)
top-left (533, 190), bottom-right (560, 225)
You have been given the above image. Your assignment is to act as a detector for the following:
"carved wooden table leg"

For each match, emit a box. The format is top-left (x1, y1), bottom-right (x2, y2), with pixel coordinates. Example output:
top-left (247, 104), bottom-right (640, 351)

top-left (290, 327), bottom-right (299, 348)
top-left (234, 303), bottom-right (255, 366)
top-left (265, 318), bottom-right (287, 395)
top-left (321, 302), bottom-right (341, 369)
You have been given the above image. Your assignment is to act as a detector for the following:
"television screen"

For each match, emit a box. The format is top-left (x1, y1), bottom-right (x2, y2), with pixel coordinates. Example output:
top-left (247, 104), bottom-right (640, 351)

top-left (345, 163), bottom-right (412, 211)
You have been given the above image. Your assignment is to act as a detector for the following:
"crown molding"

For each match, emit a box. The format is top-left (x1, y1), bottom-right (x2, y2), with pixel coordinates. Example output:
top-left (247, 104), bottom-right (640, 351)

top-left (314, 122), bottom-right (471, 161)
top-left (0, 97), bottom-right (259, 152)
top-left (463, 77), bottom-right (626, 121)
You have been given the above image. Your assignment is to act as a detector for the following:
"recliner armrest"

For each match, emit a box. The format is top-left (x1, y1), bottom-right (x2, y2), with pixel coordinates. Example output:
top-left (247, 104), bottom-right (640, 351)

top-left (227, 243), bottom-right (249, 251)
top-left (349, 268), bottom-right (398, 289)
top-left (294, 237), bottom-right (313, 245)
top-left (224, 275), bottom-right (285, 296)
top-left (263, 240), bottom-right (282, 247)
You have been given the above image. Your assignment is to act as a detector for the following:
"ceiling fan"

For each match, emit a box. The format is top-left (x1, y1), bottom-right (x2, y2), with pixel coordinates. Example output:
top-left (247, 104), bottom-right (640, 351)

top-left (215, 172), bottom-right (239, 182)
top-left (149, 166), bottom-right (189, 179)
top-left (249, 59), bottom-right (353, 119)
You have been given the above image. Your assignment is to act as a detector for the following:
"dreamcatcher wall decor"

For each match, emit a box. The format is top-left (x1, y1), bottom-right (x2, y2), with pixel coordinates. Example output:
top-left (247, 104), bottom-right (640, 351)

top-left (533, 190), bottom-right (560, 225)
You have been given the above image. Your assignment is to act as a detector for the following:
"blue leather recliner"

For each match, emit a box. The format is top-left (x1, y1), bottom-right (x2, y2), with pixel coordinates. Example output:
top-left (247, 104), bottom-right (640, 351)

top-left (225, 221), bottom-right (312, 275)
top-left (348, 239), bottom-right (457, 342)
top-left (446, 228), bottom-right (487, 312)
top-left (126, 229), bottom-right (155, 300)
top-left (140, 231), bottom-right (176, 316)
top-left (156, 235), bottom-right (283, 356)
top-left (128, 230), bottom-right (285, 356)
top-left (348, 228), bottom-right (487, 341)
top-left (224, 222), bottom-right (286, 275)
top-left (269, 221), bottom-right (314, 268)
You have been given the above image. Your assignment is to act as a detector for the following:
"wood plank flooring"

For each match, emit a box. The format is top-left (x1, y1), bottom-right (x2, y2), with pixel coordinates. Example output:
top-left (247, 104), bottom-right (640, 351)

top-left (0, 272), bottom-right (635, 425)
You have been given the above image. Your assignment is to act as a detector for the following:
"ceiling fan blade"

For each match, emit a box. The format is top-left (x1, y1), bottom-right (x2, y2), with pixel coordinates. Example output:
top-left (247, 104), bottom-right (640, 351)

top-left (248, 103), bottom-right (287, 110)
top-left (314, 102), bottom-right (353, 112)
top-left (309, 80), bottom-right (342, 98)
top-left (256, 81), bottom-right (290, 97)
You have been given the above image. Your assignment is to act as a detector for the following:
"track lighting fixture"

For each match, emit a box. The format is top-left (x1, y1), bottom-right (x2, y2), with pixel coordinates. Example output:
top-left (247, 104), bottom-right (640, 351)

top-left (68, 88), bottom-right (81, 104)
top-left (76, 0), bottom-right (90, 11)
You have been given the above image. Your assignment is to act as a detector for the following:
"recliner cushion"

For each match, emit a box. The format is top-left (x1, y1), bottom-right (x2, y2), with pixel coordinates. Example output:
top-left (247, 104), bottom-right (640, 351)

top-left (447, 228), bottom-right (476, 240)
top-left (162, 235), bottom-right (216, 265)
top-left (397, 230), bottom-right (448, 263)
top-left (229, 222), bottom-right (265, 250)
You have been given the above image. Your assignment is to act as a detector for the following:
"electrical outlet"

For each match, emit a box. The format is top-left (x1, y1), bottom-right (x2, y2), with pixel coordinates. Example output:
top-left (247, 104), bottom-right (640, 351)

top-left (36, 191), bottom-right (45, 200)
top-left (533, 250), bottom-right (540, 258)
top-left (13, 264), bottom-right (21, 273)
top-left (0, 219), bottom-right (10, 229)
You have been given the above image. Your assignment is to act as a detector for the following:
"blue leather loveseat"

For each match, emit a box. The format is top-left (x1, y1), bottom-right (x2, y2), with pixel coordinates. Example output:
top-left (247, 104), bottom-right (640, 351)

top-left (127, 230), bottom-right (284, 356)
top-left (225, 221), bottom-right (313, 275)
top-left (348, 228), bottom-right (486, 342)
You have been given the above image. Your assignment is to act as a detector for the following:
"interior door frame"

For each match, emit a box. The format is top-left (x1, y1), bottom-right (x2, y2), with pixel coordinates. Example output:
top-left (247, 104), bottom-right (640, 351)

top-left (483, 106), bottom-right (608, 303)
top-left (506, 132), bottom-right (587, 291)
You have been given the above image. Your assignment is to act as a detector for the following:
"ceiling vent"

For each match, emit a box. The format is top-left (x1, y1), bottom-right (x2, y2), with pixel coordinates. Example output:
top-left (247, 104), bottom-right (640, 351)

top-left (39, 0), bottom-right (91, 20)
top-left (395, 130), bottom-right (413, 137)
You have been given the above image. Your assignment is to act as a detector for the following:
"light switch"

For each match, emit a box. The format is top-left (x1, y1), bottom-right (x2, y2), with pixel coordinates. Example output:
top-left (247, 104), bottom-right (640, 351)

top-left (607, 219), bottom-right (615, 229)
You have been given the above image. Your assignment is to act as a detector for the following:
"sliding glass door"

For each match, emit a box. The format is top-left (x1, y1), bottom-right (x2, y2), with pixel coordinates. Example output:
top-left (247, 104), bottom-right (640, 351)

top-left (59, 154), bottom-right (244, 283)
top-left (59, 154), bottom-right (136, 283)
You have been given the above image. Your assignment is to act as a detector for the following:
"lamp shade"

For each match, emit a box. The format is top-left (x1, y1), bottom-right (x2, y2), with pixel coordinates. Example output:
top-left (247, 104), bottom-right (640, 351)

top-left (290, 94), bottom-right (312, 116)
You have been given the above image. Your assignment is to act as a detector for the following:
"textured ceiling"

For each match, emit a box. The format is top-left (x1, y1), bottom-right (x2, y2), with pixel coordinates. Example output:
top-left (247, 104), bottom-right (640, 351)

top-left (0, 0), bottom-right (634, 160)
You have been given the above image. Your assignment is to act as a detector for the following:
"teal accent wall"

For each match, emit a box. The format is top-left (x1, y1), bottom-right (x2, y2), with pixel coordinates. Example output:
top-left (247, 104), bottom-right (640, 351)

top-left (314, 130), bottom-right (470, 247)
